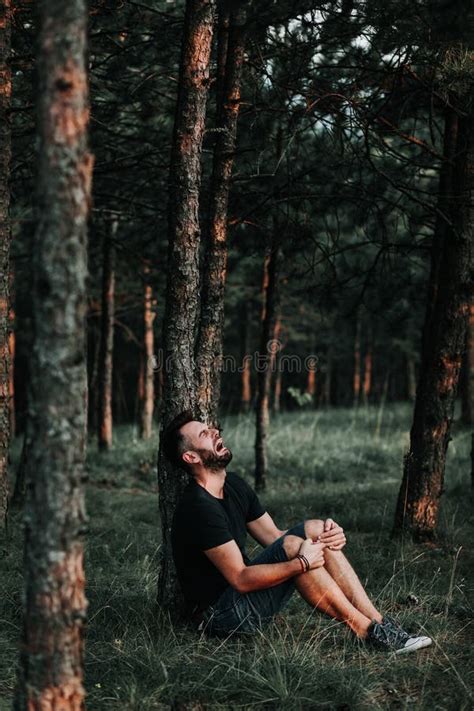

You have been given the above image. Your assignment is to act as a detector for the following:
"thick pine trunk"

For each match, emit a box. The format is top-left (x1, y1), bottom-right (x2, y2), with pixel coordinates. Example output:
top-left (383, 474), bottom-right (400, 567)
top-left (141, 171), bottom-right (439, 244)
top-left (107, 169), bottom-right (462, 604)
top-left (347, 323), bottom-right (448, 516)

top-left (97, 222), bottom-right (116, 451)
top-left (157, 0), bottom-right (215, 614)
top-left (195, 0), bottom-right (247, 422)
top-left (255, 243), bottom-right (281, 491)
top-left (394, 106), bottom-right (473, 539)
top-left (140, 265), bottom-right (156, 440)
top-left (14, 0), bottom-right (93, 707)
top-left (0, 0), bottom-right (12, 534)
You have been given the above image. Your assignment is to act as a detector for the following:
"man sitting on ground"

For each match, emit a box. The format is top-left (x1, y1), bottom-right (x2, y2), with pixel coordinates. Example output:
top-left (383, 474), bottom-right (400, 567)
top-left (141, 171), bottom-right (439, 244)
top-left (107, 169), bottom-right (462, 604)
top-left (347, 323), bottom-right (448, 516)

top-left (164, 411), bottom-right (432, 654)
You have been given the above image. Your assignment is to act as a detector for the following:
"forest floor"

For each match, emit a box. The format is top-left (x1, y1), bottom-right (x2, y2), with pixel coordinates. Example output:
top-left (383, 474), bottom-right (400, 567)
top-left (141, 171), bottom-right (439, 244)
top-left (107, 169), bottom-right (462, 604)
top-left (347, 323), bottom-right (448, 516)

top-left (0, 403), bottom-right (473, 710)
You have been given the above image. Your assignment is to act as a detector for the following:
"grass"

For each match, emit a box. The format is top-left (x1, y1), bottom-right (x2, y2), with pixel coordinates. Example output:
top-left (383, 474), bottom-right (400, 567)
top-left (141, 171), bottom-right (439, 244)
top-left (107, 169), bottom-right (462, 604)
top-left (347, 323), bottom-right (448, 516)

top-left (1, 403), bottom-right (473, 710)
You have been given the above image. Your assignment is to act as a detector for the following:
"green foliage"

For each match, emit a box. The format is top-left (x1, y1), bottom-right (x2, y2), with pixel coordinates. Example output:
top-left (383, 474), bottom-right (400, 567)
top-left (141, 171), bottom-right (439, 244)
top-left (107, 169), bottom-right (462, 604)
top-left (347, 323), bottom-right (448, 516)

top-left (1, 406), bottom-right (473, 709)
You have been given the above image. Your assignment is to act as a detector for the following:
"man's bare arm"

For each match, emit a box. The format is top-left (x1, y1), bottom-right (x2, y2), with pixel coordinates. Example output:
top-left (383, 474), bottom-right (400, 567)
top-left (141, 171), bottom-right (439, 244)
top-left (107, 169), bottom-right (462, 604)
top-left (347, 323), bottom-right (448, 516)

top-left (246, 512), bottom-right (286, 547)
top-left (204, 538), bottom-right (324, 594)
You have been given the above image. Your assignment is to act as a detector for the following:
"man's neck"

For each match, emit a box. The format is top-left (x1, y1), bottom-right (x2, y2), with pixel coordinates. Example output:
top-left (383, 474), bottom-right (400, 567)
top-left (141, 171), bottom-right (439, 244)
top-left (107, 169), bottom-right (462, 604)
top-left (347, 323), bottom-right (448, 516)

top-left (194, 468), bottom-right (227, 499)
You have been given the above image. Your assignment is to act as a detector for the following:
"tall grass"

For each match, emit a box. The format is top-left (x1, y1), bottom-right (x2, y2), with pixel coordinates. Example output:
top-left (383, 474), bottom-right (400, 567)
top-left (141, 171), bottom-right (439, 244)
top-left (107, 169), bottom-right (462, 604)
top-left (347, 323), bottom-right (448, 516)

top-left (1, 404), bottom-right (472, 710)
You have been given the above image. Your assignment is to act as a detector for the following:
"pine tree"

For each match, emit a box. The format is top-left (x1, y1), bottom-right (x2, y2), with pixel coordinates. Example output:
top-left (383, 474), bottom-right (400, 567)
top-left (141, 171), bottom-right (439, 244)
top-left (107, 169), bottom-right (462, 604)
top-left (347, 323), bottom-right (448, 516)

top-left (14, 0), bottom-right (93, 706)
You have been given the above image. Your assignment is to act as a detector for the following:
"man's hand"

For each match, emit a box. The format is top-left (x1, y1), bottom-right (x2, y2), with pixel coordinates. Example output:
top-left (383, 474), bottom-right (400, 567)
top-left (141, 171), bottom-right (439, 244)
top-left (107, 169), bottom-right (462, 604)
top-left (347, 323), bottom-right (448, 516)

top-left (299, 538), bottom-right (325, 570)
top-left (318, 518), bottom-right (346, 551)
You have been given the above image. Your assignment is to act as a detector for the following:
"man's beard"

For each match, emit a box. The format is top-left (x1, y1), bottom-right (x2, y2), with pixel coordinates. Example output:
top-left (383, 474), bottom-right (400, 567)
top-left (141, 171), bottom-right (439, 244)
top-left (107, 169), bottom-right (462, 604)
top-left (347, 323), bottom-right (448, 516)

top-left (196, 447), bottom-right (233, 471)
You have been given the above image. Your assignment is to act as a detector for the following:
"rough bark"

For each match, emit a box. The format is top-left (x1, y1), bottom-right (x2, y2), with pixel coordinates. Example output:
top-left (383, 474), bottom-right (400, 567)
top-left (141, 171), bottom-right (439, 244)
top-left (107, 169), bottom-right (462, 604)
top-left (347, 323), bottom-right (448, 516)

top-left (140, 264), bottom-right (156, 440)
top-left (14, 0), bottom-right (93, 708)
top-left (97, 222), bottom-right (116, 451)
top-left (195, 0), bottom-right (248, 422)
top-left (394, 105), bottom-right (473, 540)
top-left (157, 0), bottom-right (215, 614)
top-left (0, 0), bottom-right (12, 535)
top-left (255, 243), bottom-right (281, 491)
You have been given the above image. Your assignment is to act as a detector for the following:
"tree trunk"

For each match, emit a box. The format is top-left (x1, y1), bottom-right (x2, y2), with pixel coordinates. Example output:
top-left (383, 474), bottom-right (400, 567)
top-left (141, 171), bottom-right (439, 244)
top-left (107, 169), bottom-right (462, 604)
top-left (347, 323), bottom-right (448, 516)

top-left (406, 354), bottom-right (417, 402)
top-left (195, 0), bottom-right (248, 422)
top-left (157, 0), bottom-right (215, 615)
top-left (353, 309), bottom-right (361, 407)
top-left (461, 303), bottom-right (474, 424)
top-left (471, 432), bottom-right (474, 489)
top-left (306, 367), bottom-right (316, 399)
top-left (394, 105), bottom-right (473, 540)
top-left (14, 0), bottom-right (93, 706)
top-left (140, 264), bottom-right (156, 440)
top-left (362, 325), bottom-right (372, 405)
top-left (255, 243), bottom-right (281, 491)
top-left (12, 419), bottom-right (30, 511)
top-left (323, 348), bottom-right (332, 407)
top-left (240, 300), bottom-right (252, 412)
top-left (97, 221), bottom-right (116, 451)
top-left (0, 0), bottom-right (12, 535)
top-left (271, 316), bottom-right (282, 413)
top-left (8, 269), bottom-right (15, 438)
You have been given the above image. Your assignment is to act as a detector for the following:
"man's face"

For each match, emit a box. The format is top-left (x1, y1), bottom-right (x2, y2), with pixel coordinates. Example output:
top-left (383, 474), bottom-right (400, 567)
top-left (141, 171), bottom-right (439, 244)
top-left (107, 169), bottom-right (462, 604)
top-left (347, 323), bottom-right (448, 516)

top-left (179, 420), bottom-right (233, 471)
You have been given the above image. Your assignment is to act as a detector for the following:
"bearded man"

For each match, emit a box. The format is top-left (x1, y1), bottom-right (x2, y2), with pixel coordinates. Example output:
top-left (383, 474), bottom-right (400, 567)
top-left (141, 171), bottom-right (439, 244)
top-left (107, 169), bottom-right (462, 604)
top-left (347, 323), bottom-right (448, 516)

top-left (163, 411), bottom-right (432, 653)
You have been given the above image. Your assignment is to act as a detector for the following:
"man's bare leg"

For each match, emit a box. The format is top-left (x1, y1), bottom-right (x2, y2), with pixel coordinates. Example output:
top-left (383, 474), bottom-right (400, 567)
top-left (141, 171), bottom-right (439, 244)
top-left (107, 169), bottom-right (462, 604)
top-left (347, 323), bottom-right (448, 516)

top-left (305, 520), bottom-right (383, 623)
top-left (283, 535), bottom-right (372, 638)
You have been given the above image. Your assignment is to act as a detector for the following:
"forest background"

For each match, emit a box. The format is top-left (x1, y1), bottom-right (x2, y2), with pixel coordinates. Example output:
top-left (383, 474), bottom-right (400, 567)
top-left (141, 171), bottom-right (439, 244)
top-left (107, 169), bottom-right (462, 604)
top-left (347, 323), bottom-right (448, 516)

top-left (0, 0), bottom-right (472, 709)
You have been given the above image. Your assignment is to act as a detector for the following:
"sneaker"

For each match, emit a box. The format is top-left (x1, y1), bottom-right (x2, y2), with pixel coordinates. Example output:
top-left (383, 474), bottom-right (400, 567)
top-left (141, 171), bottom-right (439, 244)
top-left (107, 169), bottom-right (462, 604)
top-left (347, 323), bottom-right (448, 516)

top-left (367, 619), bottom-right (432, 654)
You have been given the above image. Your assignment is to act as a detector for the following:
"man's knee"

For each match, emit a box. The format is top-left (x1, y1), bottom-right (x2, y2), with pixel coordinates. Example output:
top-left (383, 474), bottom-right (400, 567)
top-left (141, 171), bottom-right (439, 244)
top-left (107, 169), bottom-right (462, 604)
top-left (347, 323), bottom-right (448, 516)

top-left (304, 519), bottom-right (325, 540)
top-left (283, 534), bottom-right (304, 559)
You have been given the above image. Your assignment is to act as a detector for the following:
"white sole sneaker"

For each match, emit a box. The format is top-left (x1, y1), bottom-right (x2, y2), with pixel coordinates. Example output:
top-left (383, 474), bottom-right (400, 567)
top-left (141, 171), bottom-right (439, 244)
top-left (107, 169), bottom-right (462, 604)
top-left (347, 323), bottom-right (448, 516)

top-left (395, 635), bottom-right (433, 654)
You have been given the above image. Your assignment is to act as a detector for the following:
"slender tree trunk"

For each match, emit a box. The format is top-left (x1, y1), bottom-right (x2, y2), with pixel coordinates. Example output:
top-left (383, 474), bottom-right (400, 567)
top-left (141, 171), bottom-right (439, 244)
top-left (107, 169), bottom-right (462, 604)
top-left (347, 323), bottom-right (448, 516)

top-left (306, 367), bottom-right (316, 399)
top-left (471, 431), bottom-right (474, 488)
top-left (240, 300), bottom-right (252, 412)
top-left (362, 325), bottom-right (372, 405)
top-left (141, 265), bottom-right (156, 440)
top-left (0, 0), bottom-right (12, 535)
top-left (87, 320), bottom-right (100, 433)
top-left (323, 348), bottom-right (332, 407)
top-left (461, 303), bottom-right (474, 424)
top-left (12, 416), bottom-right (30, 511)
top-left (14, 0), bottom-right (93, 706)
top-left (255, 242), bottom-right (281, 491)
top-left (353, 309), bottom-right (361, 407)
top-left (195, 0), bottom-right (248, 422)
top-left (157, 0), bottom-right (215, 614)
top-left (97, 221), bottom-right (116, 450)
top-left (271, 316), bottom-right (282, 413)
top-left (406, 354), bottom-right (417, 402)
top-left (8, 269), bottom-right (15, 438)
top-left (394, 105), bottom-right (473, 539)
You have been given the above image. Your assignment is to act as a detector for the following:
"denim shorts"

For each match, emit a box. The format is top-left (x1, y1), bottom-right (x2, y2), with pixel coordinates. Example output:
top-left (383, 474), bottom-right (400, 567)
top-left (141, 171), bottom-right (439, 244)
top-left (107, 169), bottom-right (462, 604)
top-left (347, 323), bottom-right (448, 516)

top-left (200, 521), bottom-right (306, 637)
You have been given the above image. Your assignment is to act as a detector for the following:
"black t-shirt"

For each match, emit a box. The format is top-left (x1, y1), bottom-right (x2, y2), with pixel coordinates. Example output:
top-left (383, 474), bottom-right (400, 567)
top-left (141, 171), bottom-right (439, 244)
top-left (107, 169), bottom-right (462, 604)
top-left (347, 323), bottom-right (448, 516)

top-left (171, 471), bottom-right (266, 612)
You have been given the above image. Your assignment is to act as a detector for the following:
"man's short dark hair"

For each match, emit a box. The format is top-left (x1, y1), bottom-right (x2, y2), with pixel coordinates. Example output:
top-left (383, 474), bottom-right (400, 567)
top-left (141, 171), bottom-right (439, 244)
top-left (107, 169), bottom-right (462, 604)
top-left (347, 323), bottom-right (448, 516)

top-left (161, 410), bottom-right (196, 468)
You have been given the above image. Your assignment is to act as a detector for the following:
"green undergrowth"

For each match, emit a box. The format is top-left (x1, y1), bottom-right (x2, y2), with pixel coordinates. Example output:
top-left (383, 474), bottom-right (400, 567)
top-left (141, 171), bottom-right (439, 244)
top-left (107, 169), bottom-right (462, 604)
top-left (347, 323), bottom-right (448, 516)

top-left (1, 404), bottom-right (473, 710)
